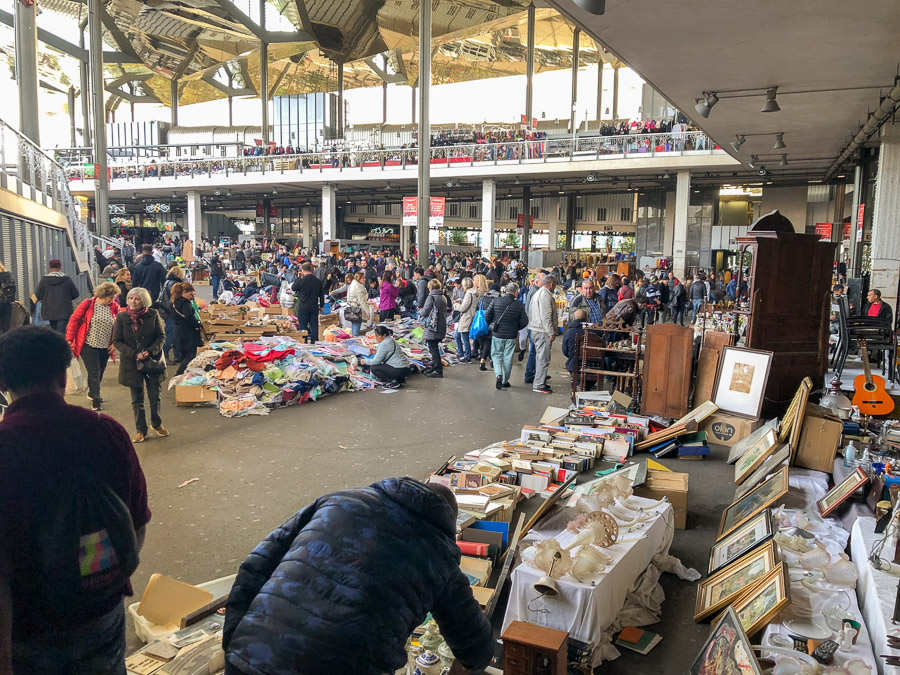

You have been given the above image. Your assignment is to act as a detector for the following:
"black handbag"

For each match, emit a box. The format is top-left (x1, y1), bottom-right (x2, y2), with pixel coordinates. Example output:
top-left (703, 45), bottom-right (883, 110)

top-left (135, 331), bottom-right (166, 375)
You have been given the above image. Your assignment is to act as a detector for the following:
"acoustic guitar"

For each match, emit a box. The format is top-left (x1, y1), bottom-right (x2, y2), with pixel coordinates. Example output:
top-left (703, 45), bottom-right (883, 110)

top-left (852, 338), bottom-right (894, 416)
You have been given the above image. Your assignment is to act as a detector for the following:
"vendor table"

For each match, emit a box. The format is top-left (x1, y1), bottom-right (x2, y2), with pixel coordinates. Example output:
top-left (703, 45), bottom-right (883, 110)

top-left (851, 516), bottom-right (900, 675)
top-left (502, 497), bottom-right (675, 667)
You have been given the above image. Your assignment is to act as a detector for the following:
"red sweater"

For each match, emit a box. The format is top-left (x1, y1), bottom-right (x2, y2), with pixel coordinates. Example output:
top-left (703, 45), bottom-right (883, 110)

top-left (66, 297), bottom-right (121, 357)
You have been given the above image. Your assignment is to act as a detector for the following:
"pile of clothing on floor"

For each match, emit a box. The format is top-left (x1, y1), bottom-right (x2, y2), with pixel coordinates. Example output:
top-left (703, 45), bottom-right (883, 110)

top-left (168, 318), bottom-right (458, 417)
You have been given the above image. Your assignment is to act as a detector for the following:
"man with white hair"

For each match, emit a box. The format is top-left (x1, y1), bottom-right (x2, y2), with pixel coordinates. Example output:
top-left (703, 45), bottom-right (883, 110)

top-left (527, 274), bottom-right (558, 394)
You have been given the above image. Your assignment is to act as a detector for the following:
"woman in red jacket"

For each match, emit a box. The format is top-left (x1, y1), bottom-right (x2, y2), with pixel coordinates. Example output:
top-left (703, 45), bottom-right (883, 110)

top-left (66, 281), bottom-right (120, 410)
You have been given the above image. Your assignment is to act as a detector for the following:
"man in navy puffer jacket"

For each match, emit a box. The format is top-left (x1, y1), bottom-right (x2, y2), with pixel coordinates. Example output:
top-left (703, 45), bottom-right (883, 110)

top-left (223, 477), bottom-right (493, 675)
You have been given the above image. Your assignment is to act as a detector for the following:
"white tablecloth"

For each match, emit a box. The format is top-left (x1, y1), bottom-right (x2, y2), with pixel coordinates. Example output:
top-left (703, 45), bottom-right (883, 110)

top-left (851, 517), bottom-right (900, 675)
top-left (502, 497), bottom-right (676, 666)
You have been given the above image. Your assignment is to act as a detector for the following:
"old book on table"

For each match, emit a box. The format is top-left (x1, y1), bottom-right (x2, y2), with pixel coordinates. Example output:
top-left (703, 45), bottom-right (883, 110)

top-left (615, 627), bottom-right (662, 655)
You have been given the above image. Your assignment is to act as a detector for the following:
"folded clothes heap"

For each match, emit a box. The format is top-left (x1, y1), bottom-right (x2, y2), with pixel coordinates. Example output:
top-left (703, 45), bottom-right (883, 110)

top-left (167, 317), bottom-right (457, 417)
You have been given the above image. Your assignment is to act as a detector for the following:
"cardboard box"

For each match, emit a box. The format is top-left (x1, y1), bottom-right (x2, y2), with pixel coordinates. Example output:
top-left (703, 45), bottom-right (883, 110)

top-left (701, 412), bottom-right (763, 447)
top-left (634, 470), bottom-right (689, 529)
top-left (175, 385), bottom-right (218, 407)
top-left (794, 403), bottom-right (842, 473)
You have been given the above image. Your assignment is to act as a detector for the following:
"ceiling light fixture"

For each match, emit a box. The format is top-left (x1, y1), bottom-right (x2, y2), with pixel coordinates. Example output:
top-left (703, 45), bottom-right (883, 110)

top-left (779, 154), bottom-right (788, 166)
top-left (694, 92), bottom-right (719, 118)
top-left (572, 0), bottom-right (606, 14)
top-left (761, 86), bottom-right (781, 113)
top-left (226, 189), bottom-right (232, 196)
top-left (730, 135), bottom-right (746, 152)
top-left (214, 188), bottom-right (221, 195)
top-left (272, 187), bottom-right (278, 195)
top-left (171, 191), bottom-right (177, 199)
top-left (773, 132), bottom-right (786, 150)
top-left (747, 155), bottom-right (758, 169)
top-left (586, 172), bottom-right (598, 183)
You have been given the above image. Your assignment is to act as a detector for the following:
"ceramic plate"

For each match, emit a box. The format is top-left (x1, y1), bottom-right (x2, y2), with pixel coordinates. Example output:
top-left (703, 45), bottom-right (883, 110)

top-left (783, 619), bottom-right (831, 640)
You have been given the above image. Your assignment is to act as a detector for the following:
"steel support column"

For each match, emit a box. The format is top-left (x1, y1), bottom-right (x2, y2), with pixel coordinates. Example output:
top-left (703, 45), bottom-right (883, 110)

top-left (415, 0), bottom-right (431, 266)
top-left (565, 194), bottom-right (575, 251)
top-left (170, 78), bottom-right (179, 127)
top-left (411, 85), bottom-right (416, 125)
top-left (570, 28), bottom-right (579, 134)
top-left (259, 0), bottom-right (269, 144)
top-left (382, 82), bottom-right (388, 124)
top-left (613, 65), bottom-right (620, 120)
top-left (88, 0), bottom-right (109, 236)
top-left (522, 185), bottom-right (531, 253)
top-left (849, 159), bottom-right (866, 276)
top-left (525, 4), bottom-right (535, 128)
top-left (481, 179), bottom-right (495, 259)
top-left (68, 86), bottom-right (77, 147)
top-left (597, 64), bottom-right (604, 119)
top-left (337, 62), bottom-right (344, 138)
top-left (14, 0), bottom-right (40, 147)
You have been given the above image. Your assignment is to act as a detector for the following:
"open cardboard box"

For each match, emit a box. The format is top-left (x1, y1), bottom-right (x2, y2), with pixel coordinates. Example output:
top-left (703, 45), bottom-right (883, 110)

top-left (175, 385), bottom-right (218, 407)
top-left (634, 469), bottom-right (689, 529)
top-left (128, 573), bottom-right (235, 643)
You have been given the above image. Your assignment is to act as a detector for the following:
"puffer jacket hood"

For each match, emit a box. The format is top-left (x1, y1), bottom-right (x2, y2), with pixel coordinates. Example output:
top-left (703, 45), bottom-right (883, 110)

top-left (372, 476), bottom-right (455, 537)
top-left (138, 254), bottom-right (155, 265)
top-left (44, 275), bottom-right (69, 285)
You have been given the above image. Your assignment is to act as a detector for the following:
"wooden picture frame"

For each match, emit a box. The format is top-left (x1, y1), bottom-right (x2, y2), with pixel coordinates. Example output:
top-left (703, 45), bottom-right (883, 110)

top-left (728, 562), bottom-right (791, 638)
top-left (709, 510), bottom-right (775, 574)
top-left (727, 418), bottom-right (778, 465)
top-left (734, 429), bottom-right (778, 485)
top-left (817, 467), bottom-right (870, 517)
top-left (735, 444), bottom-right (791, 499)
top-left (718, 466), bottom-right (789, 539)
top-left (712, 346), bottom-right (774, 420)
top-left (689, 606), bottom-right (762, 675)
top-left (694, 541), bottom-right (778, 622)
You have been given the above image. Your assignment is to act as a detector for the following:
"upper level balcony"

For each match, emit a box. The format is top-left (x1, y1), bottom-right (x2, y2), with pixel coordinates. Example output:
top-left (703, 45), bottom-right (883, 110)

top-left (63, 132), bottom-right (737, 196)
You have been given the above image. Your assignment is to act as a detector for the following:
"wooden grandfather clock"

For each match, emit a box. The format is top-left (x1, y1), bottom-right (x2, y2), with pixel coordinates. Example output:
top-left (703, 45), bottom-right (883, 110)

top-left (501, 621), bottom-right (568, 675)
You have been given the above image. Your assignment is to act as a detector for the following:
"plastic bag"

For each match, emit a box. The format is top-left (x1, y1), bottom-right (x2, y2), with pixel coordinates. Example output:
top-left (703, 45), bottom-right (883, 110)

top-left (65, 358), bottom-right (88, 396)
top-left (469, 308), bottom-right (488, 341)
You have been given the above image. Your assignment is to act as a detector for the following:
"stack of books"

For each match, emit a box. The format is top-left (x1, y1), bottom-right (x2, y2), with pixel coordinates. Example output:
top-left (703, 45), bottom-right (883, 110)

top-left (676, 431), bottom-right (709, 460)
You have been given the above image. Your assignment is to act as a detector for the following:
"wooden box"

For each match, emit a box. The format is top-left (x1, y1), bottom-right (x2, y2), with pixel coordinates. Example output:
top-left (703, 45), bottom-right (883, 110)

top-left (502, 621), bottom-right (567, 675)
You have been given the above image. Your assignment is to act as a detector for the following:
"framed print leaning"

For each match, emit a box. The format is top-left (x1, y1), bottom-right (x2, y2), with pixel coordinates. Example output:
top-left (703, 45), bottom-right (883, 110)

top-left (709, 509), bottom-right (774, 574)
top-left (694, 541), bottom-right (778, 621)
top-left (713, 347), bottom-right (773, 419)
top-left (689, 605), bottom-right (762, 675)
top-left (817, 467), bottom-right (869, 517)
top-left (718, 466), bottom-right (789, 539)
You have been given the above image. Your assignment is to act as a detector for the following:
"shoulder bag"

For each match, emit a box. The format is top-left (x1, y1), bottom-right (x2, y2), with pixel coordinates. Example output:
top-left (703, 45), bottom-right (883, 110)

top-left (135, 322), bottom-right (167, 375)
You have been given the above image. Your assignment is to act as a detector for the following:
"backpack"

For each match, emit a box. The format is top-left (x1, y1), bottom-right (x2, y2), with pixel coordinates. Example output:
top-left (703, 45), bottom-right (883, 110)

top-left (33, 460), bottom-right (139, 612)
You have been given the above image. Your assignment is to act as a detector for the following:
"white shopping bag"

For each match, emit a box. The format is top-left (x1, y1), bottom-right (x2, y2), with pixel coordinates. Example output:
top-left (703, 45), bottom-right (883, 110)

top-left (65, 358), bottom-right (88, 396)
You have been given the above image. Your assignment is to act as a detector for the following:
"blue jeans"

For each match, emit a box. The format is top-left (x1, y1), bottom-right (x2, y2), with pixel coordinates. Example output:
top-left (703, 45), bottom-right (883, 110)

top-left (211, 275), bottom-right (221, 298)
top-left (492, 337), bottom-right (516, 383)
top-left (455, 329), bottom-right (471, 359)
top-left (525, 330), bottom-right (536, 382)
top-left (13, 602), bottom-right (126, 675)
top-left (163, 316), bottom-right (182, 361)
top-left (691, 298), bottom-right (703, 321)
top-left (350, 320), bottom-right (362, 336)
top-left (672, 306), bottom-right (685, 325)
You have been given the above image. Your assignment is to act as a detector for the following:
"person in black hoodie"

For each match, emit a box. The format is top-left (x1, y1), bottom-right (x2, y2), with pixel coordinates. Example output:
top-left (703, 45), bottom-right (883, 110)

top-left (209, 255), bottom-right (225, 299)
top-left (170, 282), bottom-right (204, 375)
top-left (484, 282), bottom-right (529, 389)
top-left (35, 260), bottom-right (80, 333)
top-left (290, 262), bottom-right (324, 342)
top-left (130, 245), bottom-right (166, 301)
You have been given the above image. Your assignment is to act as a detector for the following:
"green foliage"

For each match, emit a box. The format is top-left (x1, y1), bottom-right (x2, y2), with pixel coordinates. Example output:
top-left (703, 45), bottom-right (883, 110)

top-left (620, 236), bottom-right (635, 254)
top-left (449, 229), bottom-right (468, 245)
top-left (501, 231), bottom-right (520, 248)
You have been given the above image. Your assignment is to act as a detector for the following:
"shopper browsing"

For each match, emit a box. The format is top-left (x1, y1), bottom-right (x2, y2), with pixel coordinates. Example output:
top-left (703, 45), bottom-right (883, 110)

top-left (360, 325), bottom-right (411, 388)
top-left (65, 281), bottom-right (121, 411)
top-left (222, 478), bottom-right (492, 675)
top-left (34, 259), bottom-right (80, 333)
top-left (484, 282), bottom-right (529, 389)
top-left (291, 262), bottom-right (325, 343)
top-left (0, 326), bottom-right (150, 675)
top-left (419, 279), bottom-right (448, 378)
top-left (528, 274), bottom-right (559, 394)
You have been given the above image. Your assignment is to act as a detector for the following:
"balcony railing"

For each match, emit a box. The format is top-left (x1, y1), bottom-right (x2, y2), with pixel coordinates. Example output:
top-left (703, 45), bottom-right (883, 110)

top-left (60, 131), bottom-right (718, 184)
top-left (0, 118), bottom-right (100, 266)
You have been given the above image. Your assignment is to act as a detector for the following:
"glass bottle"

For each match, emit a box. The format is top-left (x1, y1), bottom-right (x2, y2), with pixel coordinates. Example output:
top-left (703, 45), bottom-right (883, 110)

top-left (843, 440), bottom-right (858, 468)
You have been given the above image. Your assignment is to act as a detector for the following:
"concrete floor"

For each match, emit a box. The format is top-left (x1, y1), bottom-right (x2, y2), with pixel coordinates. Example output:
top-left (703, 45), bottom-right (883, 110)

top-left (70, 340), bottom-right (739, 672)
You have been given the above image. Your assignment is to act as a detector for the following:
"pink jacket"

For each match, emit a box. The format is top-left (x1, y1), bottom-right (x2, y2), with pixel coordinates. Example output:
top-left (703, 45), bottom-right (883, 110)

top-left (379, 282), bottom-right (400, 311)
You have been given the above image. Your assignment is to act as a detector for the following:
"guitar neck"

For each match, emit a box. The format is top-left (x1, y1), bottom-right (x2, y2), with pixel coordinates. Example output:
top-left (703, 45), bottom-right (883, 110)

top-left (860, 340), bottom-right (874, 386)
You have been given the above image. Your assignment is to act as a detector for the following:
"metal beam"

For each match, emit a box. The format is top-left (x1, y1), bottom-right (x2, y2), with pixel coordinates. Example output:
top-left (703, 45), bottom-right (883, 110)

top-left (525, 4), bottom-right (534, 128)
top-left (210, 0), bottom-right (264, 40)
top-left (570, 27), bottom-right (579, 133)
top-left (15, 0), bottom-right (40, 146)
top-left (291, 0), bottom-right (316, 37)
top-left (88, 0), bottom-right (109, 236)
top-left (172, 42), bottom-right (200, 80)
top-left (201, 68), bottom-right (256, 97)
top-left (259, 0), bottom-right (268, 144)
top-left (98, 6), bottom-right (141, 60)
top-left (268, 62), bottom-right (291, 98)
top-left (336, 61), bottom-right (344, 137)
top-left (0, 8), bottom-right (140, 63)
top-left (416, 0), bottom-right (431, 266)
top-left (105, 72), bottom-right (161, 104)
top-left (364, 56), bottom-right (407, 84)
top-left (209, 0), bottom-right (314, 42)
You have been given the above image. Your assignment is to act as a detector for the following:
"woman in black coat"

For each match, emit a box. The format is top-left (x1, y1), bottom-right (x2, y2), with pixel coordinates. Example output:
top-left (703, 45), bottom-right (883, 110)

top-left (170, 281), bottom-right (205, 375)
top-left (418, 280), bottom-right (447, 379)
top-left (113, 287), bottom-right (167, 443)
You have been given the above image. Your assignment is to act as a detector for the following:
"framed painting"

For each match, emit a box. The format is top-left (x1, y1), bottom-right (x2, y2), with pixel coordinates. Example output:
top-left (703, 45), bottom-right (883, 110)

top-left (689, 605), bottom-right (762, 675)
top-left (694, 541), bottom-right (778, 621)
top-left (712, 347), bottom-right (773, 420)
top-left (709, 510), bottom-right (774, 574)
top-left (817, 467), bottom-right (869, 517)
top-left (734, 429), bottom-right (778, 485)
top-left (735, 445), bottom-right (791, 499)
top-left (728, 563), bottom-right (791, 638)
top-left (718, 466), bottom-right (789, 539)
top-left (727, 418), bottom-right (778, 465)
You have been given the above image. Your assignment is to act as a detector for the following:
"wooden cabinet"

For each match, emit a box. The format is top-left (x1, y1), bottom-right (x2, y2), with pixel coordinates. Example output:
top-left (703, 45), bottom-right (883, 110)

top-left (641, 323), bottom-right (694, 418)
top-left (502, 621), bottom-right (568, 675)
top-left (736, 232), bottom-right (836, 415)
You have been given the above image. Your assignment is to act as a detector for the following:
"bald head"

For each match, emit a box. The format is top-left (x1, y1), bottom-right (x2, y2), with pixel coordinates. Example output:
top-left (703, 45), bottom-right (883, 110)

top-left (572, 309), bottom-right (588, 322)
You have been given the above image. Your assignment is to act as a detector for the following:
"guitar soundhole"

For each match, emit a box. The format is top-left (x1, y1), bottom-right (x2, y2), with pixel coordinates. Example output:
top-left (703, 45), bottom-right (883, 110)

top-left (865, 383), bottom-right (877, 393)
